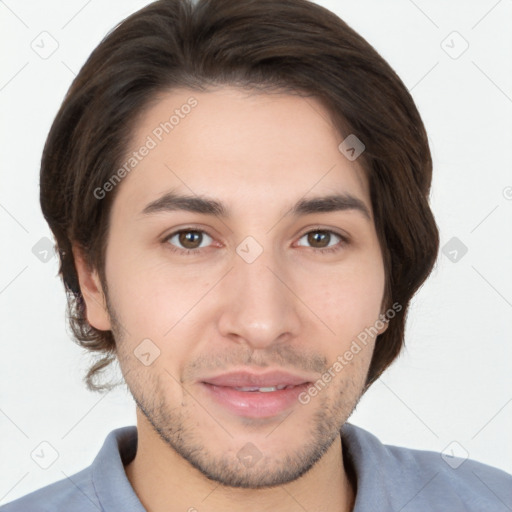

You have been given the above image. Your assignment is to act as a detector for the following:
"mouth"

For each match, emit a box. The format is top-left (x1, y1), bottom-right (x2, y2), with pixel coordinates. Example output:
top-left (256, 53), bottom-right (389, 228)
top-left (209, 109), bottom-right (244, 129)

top-left (198, 370), bottom-right (313, 418)
top-left (222, 384), bottom-right (299, 392)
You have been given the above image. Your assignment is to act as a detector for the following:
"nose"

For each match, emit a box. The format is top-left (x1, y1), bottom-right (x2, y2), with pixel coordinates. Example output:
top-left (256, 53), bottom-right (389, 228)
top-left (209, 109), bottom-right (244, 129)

top-left (216, 246), bottom-right (302, 350)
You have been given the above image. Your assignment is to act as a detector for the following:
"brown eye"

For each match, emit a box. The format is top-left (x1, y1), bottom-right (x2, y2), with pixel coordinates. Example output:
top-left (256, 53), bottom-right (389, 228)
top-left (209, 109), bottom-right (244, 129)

top-left (166, 230), bottom-right (213, 252)
top-left (299, 229), bottom-right (350, 254)
top-left (179, 231), bottom-right (202, 249)
top-left (297, 230), bottom-right (343, 250)
top-left (307, 231), bottom-right (330, 248)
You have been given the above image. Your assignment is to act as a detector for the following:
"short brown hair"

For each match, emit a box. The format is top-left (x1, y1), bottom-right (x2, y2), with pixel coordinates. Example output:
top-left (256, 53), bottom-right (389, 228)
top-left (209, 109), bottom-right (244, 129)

top-left (40, 0), bottom-right (439, 391)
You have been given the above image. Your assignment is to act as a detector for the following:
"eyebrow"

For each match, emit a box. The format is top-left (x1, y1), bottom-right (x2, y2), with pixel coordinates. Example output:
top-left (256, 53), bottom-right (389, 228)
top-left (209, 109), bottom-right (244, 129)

top-left (140, 191), bottom-right (372, 221)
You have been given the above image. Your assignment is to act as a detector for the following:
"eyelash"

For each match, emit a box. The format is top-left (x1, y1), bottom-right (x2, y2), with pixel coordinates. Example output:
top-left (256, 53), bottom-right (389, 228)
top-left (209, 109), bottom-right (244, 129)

top-left (162, 227), bottom-right (349, 256)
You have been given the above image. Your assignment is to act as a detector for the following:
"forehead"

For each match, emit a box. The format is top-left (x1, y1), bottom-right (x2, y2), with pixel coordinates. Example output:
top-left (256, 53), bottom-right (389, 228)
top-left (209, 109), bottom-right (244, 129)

top-left (113, 86), bottom-right (371, 219)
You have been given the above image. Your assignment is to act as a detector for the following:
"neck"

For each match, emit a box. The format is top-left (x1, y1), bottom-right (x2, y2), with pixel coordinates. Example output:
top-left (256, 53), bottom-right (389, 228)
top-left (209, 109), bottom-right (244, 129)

top-left (124, 413), bottom-right (355, 512)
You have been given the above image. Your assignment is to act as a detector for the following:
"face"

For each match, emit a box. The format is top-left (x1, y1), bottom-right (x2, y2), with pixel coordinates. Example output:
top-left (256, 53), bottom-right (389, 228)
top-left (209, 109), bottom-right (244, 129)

top-left (77, 86), bottom-right (387, 488)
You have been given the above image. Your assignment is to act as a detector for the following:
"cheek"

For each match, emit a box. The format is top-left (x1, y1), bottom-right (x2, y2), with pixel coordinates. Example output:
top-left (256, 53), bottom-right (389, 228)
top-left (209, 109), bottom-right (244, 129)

top-left (305, 256), bottom-right (385, 334)
top-left (104, 246), bottom-right (166, 336)
top-left (105, 246), bottom-right (213, 346)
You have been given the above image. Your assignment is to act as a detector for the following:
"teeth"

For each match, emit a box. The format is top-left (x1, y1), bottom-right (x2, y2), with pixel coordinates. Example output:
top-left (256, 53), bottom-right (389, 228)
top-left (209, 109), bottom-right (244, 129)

top-left (233, 384), bottom-right (290, 392)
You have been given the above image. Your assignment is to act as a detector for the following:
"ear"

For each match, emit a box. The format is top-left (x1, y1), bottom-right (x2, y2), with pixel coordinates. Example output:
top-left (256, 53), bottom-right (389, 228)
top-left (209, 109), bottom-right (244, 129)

top-left (376, 311), bottom-right (390, 336)
top-left (72, 244), bottom-right (112, 331)
top-left (377, 317), bottom-right (389, 335)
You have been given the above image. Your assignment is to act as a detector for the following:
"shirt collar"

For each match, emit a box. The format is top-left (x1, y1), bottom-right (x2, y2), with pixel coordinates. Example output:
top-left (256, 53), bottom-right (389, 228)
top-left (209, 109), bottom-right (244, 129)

top-left (91, 426), bottom-right (145, 512)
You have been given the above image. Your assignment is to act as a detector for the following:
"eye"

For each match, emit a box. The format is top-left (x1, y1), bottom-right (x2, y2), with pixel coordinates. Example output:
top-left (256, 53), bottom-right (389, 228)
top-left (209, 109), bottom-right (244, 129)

top-left (296, 229), bottom-right (348, 254)
top-left (164, 229), bottom-right (214, 253)
top-left (162, 227), bottom-right (348, 256)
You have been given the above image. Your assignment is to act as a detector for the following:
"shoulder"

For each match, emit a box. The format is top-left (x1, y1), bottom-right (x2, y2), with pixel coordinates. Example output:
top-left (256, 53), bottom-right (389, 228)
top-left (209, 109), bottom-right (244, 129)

top-left (342, 423), bottom-right (512, 511)
top-left (0, 426), bottom-right (139, 512)
top-left (0, 466), bottom-right (100, 512)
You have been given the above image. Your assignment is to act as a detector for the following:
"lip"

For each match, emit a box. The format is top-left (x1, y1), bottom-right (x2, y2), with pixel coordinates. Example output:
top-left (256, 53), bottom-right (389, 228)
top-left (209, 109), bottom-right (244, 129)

top-left (200, 370), bottom-right (312, 388)
top-left (198, 369), bottom-right (314, 418)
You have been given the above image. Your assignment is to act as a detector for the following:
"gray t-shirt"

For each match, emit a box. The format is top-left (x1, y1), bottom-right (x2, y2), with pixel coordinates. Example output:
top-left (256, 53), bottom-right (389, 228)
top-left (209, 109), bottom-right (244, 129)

top-left (1, 423), bottom-right (510, 511)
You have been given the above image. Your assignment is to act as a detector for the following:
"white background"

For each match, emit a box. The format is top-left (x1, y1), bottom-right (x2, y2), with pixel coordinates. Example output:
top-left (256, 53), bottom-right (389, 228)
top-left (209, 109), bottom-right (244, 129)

top-left (1, 0), bottom-right (511, 504)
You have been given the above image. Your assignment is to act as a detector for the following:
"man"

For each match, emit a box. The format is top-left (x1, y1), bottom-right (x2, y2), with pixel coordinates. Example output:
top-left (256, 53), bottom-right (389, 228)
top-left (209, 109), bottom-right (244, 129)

top-left (2, 0), bottom-right (510, 510)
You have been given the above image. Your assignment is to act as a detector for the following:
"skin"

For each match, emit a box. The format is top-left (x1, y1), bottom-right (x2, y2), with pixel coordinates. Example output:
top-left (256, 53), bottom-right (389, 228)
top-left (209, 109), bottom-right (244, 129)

top-left (73, 86), bottom-right (388, 512)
